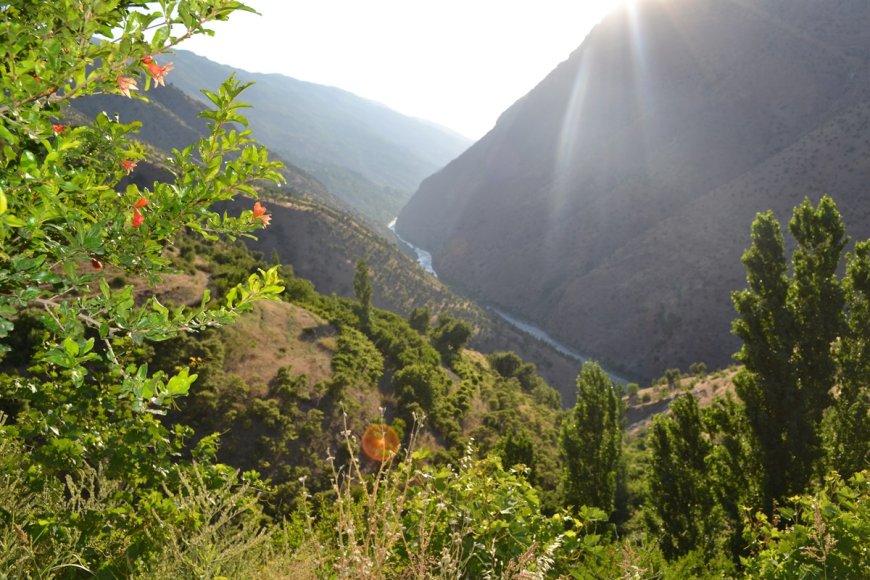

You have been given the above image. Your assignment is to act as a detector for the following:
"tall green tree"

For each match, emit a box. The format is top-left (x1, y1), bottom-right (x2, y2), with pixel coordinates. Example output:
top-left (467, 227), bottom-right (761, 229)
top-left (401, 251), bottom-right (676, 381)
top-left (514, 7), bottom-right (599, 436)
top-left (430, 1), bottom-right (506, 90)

top-left (732, 196), bottom-right (847, 509)
top-left (559, 361), bottom-right (623, 516)
top-left (353, 258), bottom-right (373, 331)
top-left (828, 240), bottom-right (870, 477)
top-left (645, 394), bottom-right (715, 560)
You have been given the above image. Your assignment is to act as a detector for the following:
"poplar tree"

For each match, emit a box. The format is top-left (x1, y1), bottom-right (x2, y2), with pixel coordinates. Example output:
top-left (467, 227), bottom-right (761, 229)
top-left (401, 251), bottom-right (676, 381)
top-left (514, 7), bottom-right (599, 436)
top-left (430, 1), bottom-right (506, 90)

top-left (559, 361), bottom-right (623, 516)
top-left (353, 258), bottom-right (373, 331)
top-left (645, 394), bottom-right (714, 560)
top-left (828, 240), bottom-right (870, 477)
top-left (732, 196), bottom-right (847, 509)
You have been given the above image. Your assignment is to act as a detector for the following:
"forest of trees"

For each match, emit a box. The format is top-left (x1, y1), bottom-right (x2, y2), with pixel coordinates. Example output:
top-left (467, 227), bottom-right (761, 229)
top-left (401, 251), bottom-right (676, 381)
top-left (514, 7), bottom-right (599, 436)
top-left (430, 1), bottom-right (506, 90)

top-left (0, 2), bottom-right (868, 578)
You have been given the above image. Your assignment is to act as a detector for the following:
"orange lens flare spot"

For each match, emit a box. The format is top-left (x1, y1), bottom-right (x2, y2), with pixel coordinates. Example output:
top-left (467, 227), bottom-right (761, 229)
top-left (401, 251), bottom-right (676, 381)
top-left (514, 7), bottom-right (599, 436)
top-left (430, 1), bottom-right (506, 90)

top-left (361, 424), bottom-right (400, 462)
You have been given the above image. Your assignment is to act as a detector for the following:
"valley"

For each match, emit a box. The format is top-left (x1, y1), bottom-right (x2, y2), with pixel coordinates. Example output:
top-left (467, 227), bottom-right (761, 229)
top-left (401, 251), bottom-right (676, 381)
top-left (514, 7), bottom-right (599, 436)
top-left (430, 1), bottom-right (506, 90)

top-left (2, 1), bottom-right (868, 577)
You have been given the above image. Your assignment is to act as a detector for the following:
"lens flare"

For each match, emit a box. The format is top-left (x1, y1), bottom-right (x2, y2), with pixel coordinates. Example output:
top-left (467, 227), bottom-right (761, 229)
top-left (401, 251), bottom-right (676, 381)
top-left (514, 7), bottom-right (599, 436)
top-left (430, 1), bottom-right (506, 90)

top-left (361, 424), bottom-right (400, 462)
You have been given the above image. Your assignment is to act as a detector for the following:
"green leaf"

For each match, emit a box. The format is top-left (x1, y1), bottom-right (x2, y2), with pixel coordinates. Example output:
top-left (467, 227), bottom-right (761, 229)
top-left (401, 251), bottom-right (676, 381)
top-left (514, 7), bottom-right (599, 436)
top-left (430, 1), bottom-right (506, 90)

top-left (63, 337), bottom-right (79, 357)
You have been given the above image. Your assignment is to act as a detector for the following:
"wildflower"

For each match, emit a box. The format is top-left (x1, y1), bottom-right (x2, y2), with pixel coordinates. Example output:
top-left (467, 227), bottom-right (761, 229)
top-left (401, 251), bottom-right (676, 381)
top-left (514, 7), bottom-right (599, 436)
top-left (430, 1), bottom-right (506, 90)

top-left (91, 258), bottom-right (103, 270)
top-left (52, 124), bottom-right (64, 135)
top-left (116, 75), bottom-right (137, 98)
top-left (252, 201), bottom-right (271, 226)
top-left (134, 196), bottom-right (148, 208)
top-left (142, 56), bottom-right (173, 86)
top-left (131, 207), bottom-right (144, 227)
top-left (121, 159), bottom-right (138, 175)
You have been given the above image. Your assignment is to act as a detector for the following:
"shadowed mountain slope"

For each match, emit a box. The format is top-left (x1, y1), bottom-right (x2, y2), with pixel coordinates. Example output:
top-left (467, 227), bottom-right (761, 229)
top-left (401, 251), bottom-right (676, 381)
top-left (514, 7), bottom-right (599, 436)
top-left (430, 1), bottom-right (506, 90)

top-left (397, 0), bottom-right (870, 380)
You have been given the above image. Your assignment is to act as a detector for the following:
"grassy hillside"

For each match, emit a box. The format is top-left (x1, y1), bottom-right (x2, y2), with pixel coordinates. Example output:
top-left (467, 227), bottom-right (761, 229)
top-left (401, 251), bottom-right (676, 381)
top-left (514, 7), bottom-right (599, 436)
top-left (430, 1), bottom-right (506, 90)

top-left (133, 237), bottom-right (566, 514)
top-left (218, 193), bottom-right (585, 402)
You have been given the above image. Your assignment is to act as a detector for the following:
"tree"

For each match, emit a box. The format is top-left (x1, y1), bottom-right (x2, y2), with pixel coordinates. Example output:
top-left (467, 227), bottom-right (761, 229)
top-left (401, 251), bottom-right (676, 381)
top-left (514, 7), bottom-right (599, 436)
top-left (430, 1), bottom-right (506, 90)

top-left (488, 350), bottom-right (524, 378)
top-left (500, 429), bottom-right (537, 483)
top-left (663, 368), bottom-right (681, 391)
top-left (827, 240), bottom-right (870, 477)
top-left (408, 306), bottom-right (430, 335)
top-left (353, 258), bottom-right (373, 331)
top-left (732, 197), bottom-right (847, 509)
top-left (0, 0), bottom-right (284, 572)
top-left (430, 315), bottom-right (472, 364)
top-left (559, 361), bottom-right (623, 516)
top-left (626, 383), bottom-right (640, 402)
top-left (645, 394), bottom-right (714, 560)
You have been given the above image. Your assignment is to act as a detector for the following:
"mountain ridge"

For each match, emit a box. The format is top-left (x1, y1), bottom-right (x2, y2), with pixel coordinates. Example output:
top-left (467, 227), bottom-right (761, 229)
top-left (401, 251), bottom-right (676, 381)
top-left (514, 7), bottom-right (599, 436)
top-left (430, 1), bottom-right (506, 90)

top-left (397, 0), bottom-right (870, 380)
top-left (162, 49), bottom-right (471, 223)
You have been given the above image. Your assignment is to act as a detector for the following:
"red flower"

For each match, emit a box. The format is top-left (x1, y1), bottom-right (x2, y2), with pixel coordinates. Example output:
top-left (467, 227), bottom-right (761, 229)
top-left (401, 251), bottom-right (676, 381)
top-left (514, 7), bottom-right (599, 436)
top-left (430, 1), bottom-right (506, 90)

top-left (121, 159), bottom-right (138, 175)
top-left (252, 201), bottom-right (271, 226)
top-left (91, 258), bottom-right (103, 270)
top-left (140, 55), bottom-right (153, 65)
top-left (52, 124), bottom-right (64, 135)
top-left (144, 59), bottom-right (174, 87)
top-left (131, 207), bottom-right (144, 227)
top-left (134, 196), bottom-right (148, 208)
top-left (116, 75), bottom-right (138, 98)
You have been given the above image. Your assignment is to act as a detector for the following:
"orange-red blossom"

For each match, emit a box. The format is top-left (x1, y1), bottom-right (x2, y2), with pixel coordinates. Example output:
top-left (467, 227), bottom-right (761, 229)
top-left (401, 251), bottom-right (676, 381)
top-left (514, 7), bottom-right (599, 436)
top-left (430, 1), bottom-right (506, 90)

top-left (252, 201), bottom-right (271, 226)
top-left (116, 75), bottom-right (138, 98)
top-left (130, 197), bottom-right (148, 227)
top-left (141, 55), bottom-right (173, 86)
top-left (121, 159), bottom-right (138, 175)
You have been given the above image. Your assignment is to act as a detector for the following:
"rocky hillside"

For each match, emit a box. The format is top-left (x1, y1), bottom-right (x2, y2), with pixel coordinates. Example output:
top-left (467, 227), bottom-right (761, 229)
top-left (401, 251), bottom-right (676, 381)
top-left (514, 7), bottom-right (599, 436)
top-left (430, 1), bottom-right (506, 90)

top-left (397, 0), bottom-right (870, 380)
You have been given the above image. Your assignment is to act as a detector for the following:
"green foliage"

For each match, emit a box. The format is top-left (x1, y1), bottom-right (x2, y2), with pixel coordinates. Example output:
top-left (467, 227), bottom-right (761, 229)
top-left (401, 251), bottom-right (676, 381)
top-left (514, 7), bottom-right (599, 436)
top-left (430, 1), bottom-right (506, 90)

top-left (353, 258), bottom-right (373, 331)
top-left (688, 361), bottom-right (707, 377)
top-left (332, 327), bottom-right (384, 389)
top-left (0, 1), bottom-right (286, 573)
top-left (560, 361), bottom-right (624, 516)
top-left (488, 350), bottom-right (524, 378)
top-left (394, 363), bottom-right (448, 416)
top-left (733, 196), bottom-right (849, 509)
top-left (500, 429), bottom-right (538, 483)
top-left (645, 394), bottom-right (716, 560)
top-left (408, 306), bottom-right (430, 335)
top-left (742, 470), bottom-right (870, 579)
top-left (430, 315), bottom-right (473, 364)
top-left (663, 368), bottom-right (682, 390)
top-left (310, 436), bottom-right (597, 578)
top-left (827, 240), bottom-right (870, 478)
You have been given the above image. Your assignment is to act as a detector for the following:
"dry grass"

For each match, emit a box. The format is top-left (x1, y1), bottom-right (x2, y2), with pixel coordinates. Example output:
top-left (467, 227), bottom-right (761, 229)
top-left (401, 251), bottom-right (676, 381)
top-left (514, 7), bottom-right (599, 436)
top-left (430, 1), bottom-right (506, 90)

top-left (220, 300), bottom-right (335, 388)
top-left (626, 368), bottom-right (738, 434)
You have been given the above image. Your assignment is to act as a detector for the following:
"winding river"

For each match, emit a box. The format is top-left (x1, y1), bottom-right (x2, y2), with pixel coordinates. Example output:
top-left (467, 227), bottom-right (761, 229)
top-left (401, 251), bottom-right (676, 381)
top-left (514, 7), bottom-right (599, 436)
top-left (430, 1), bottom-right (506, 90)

top-left (388, 218), bottom-right (628, 385)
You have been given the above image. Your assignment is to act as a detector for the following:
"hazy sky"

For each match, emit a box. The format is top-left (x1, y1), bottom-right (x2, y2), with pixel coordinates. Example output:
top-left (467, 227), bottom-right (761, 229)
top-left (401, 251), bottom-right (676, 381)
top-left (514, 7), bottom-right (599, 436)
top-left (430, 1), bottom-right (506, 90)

top-left (179, 0), bottom-right (625, 139)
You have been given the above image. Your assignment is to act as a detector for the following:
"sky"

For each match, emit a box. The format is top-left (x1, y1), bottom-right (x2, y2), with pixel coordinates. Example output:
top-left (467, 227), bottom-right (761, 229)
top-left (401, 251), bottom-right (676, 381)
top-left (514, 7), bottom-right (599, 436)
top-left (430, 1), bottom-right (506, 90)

top-left (178, 0), bottom-right (625, 139)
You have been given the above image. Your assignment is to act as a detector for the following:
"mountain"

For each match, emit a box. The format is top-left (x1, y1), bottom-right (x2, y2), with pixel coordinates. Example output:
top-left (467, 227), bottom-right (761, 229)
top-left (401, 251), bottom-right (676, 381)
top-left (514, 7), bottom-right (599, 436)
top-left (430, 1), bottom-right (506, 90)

top-left (162, 50), bottom-right (471, 224)
top-left (68, 82), bottom-right (338, 206)
top-left (69, 83), bottom-right (582, 403)
top-left (396, 0), bottom-right (870, 381)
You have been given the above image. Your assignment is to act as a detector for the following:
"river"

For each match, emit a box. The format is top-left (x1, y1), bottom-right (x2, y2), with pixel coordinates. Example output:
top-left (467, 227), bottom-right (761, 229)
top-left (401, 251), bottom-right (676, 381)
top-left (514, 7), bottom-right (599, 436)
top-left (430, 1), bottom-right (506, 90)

top-left (388, 218), bottom-right (437, 277)
top-left (388, 217), bottom-right (628, 385)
